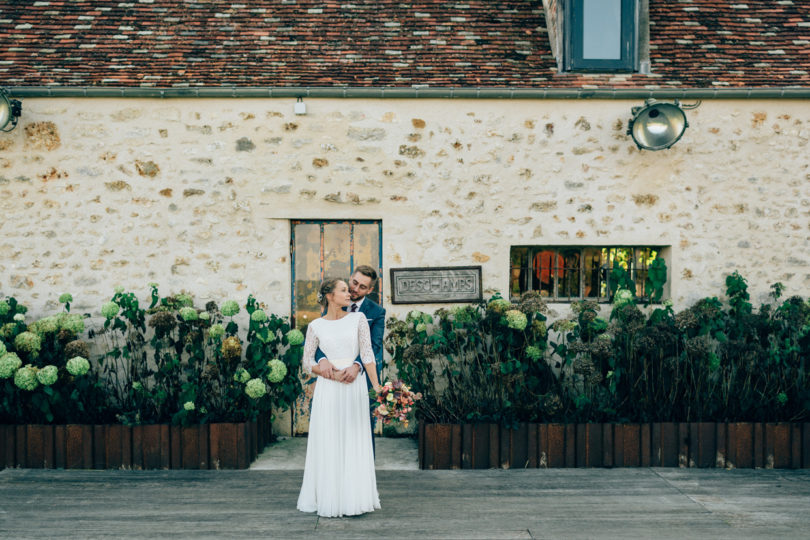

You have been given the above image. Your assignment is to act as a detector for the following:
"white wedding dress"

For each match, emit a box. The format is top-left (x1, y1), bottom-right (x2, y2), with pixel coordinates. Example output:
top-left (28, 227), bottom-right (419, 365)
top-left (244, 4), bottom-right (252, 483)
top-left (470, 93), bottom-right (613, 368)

top-left (296, 312), bottom-right (380, 517)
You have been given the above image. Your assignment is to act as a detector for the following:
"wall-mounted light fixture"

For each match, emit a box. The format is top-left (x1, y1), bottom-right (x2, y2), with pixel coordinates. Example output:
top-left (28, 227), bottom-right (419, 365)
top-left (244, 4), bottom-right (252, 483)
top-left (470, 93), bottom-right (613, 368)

top-left (627, 99), bottom-right (700, 150)
top-left (294, 96), bottom-right (306, 115)
top-left (0, 89), bottom-right (22, 132)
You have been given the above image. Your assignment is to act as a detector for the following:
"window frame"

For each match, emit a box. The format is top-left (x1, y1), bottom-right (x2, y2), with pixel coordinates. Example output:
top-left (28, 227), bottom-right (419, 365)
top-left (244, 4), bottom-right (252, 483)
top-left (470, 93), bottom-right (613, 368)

top-left (564, 0), bottom-right (638, 73)
top-left (509, 245), bottom-right (667, 303)
top-left (290, 219), bottom-right (383, 328)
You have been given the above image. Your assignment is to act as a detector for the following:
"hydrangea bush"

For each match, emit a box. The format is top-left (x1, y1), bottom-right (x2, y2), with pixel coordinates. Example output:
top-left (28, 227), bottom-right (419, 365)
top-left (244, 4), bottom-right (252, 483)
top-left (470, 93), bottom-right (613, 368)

top-left (386, 275), bottom-right (810, 425)
top-left (0, 287), bottom-right (304, 426)
top-left (386, 292), bottom-right (552, 426)
top-left (0, 293), bottom-right (105, 424)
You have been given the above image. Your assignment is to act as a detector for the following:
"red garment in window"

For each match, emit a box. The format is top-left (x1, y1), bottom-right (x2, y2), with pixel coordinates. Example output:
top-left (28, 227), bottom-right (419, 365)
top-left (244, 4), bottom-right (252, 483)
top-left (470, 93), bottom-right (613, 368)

top-left (534, 251), bottom-right (564, 284)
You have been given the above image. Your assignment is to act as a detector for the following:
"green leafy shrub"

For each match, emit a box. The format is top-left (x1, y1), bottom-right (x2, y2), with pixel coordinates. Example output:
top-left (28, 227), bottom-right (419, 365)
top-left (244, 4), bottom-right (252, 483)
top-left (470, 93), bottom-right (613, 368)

top-left (388, 274), bottom-right (810, 425)
top-left (385, 292), bottom-right (551, 426)
top-left (0, 287), bottom-right (304, 426)
top-left (0, 294), bottom-right (105, 424)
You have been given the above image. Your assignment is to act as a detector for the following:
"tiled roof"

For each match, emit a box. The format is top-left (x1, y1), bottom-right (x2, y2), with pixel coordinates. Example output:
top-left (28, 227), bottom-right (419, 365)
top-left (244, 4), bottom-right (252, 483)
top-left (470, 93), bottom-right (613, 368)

top-left (0, 0), bottom-right (808, 89)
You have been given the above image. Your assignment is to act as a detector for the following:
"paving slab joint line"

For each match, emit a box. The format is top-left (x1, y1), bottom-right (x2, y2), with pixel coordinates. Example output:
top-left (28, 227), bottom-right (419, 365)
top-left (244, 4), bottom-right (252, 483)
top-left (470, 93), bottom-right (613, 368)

top-left (650, 469), bottom-right (733, 527)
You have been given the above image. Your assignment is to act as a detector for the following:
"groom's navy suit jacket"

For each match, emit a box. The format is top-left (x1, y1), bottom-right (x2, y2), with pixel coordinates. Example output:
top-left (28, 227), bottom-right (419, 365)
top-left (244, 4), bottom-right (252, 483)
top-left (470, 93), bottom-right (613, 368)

top-left (315, 298), bottom-right (386, 375)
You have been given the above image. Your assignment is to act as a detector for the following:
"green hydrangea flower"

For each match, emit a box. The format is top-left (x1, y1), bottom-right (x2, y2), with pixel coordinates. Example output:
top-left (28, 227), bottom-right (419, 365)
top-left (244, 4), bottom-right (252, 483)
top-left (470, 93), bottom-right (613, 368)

top-left (0, 323), bottom-right (17, 340)
top-left (532, 320), bottom-right (547, 337)
top-left (209, 323), bottom-right (225, 339)
top-left (14, 331), bottom-right (42, 356)
top-left (613, 289), bottom-right (634, 307)
top-left (179, 307), bottom-right (198, 321)
top-left (266, 358), bottom-right (287, 383)
top-left (59, 293), bottom-right (73, 304)
top-left (245, 378), bottom-right (267, 399)
top-left (233, 367), bottom-right (251, 384)
top-left (58, 313), bottom-right (85, 335)
top-left (101, 301), bottom-right (120, 320)
top-left (0, 341), bottom-right (6, 357)
top-left (551, 319), bottom-right (578, 333)
top-left (29, 316), bottom-right (58, 337)
top-left (505, 309), bottom-right (528, 331)
top-left (221, 300), bottom-right (240, 317)
top-left (488, 298), bottom-right (511, 314)
top-left (0, 352), bottom-right (22, 378)
top-left (148, 282), bottom-right (159, 289)
top-left (36, 365), bottom-right (58, 386)
top-left (183, 401), bottom-right (196, 411)
top-left (250, 309), bottom-right (268, 323)
top-left (286, 329), bottom-right (304, 346)
top-left (132, 381), bottom-right (144, 392)
top-left (13, 313), bottom-right (25, 323)
top-left (14, 365), bottom-right (39, 391)
top-left (0, 301), bottom-right (9, 316)
top-left (777, 392), bottom-right (788, 406)
top-left (114, 286), bottom-right (125, 294)
top-left (526, 346), bottom-right (543, 361)
top-left (176, 293), bottom-right (194, 307)
top-left (415, 323), bottom-right (427, 333)
top-left (66, 356), bottom-right (90, 376)
top-left (451, 306), bottom-right (474, 324)
top-left (198, 311), bottom-right (210, 321)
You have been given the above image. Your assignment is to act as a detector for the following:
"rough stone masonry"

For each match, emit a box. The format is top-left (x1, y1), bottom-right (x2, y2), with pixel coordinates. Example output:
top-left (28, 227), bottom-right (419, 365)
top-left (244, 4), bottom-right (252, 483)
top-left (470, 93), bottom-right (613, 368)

top-left (1, 97), bottom-right (808, 321)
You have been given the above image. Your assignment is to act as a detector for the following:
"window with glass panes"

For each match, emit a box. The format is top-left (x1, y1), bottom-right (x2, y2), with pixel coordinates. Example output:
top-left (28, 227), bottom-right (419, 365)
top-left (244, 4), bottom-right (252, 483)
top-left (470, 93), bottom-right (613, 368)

top-left (291, 220), bottom-right (382, 329)
top-left (565, 0), bottom-right (638, 72)
top-left (509, 246), bottom-right (665, 302)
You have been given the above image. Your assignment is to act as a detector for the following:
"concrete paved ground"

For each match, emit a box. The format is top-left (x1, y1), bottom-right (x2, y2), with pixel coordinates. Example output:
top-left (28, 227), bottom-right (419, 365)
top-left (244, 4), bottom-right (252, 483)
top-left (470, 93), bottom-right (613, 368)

top-left (2, 436), bottom-right (810, 539)
top-left (250, 435), bottom-right (419, 470)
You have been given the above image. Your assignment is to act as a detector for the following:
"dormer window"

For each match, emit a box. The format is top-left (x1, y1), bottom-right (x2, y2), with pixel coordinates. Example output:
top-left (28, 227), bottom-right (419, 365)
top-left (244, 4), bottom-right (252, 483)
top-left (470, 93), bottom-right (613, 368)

top-left (564, 0), bottom-right (639, 72)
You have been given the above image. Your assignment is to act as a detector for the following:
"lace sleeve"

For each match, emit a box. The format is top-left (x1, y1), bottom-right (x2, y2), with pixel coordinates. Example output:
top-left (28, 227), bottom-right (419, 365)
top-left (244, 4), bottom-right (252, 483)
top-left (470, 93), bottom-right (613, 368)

top-left (301, 322), bottom-right (319, 375)
top-left (357, 315), bottom-right (375, 366)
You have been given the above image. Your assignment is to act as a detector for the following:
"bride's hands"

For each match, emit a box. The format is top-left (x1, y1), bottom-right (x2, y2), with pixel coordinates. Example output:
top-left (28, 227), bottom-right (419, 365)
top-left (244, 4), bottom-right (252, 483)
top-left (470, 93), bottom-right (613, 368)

top-left (318, 357), bottom-right (335, 380)
top-left (335, 364), bottom-right (361, 384)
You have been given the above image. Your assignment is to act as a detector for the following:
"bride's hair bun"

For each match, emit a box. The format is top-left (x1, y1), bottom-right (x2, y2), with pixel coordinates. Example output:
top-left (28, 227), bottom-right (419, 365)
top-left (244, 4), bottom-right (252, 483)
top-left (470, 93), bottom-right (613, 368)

top-left (318, 278), bottom-right (343, 308)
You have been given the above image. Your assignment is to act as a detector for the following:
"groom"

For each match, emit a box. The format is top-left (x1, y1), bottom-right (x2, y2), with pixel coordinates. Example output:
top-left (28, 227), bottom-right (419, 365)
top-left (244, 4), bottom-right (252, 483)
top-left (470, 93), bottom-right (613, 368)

top-left (315, 265), bottom-right (385, 450)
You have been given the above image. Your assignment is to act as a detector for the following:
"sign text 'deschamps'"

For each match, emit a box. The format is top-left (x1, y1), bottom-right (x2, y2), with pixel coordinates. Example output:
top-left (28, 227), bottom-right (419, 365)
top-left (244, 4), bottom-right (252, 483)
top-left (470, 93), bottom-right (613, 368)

top-left (390, 266), bottom-right (482, 304)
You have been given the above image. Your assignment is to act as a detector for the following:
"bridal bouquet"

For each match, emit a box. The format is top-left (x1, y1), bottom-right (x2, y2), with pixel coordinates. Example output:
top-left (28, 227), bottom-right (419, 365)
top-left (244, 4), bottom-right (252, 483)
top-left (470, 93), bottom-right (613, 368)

top-left (371, 380), bottom-right (422, 428)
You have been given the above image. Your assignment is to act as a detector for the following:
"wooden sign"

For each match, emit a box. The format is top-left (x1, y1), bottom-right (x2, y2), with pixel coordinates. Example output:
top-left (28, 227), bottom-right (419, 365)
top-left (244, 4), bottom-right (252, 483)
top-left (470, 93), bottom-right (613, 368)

top-left (390, 266), bottom-right (482, 304)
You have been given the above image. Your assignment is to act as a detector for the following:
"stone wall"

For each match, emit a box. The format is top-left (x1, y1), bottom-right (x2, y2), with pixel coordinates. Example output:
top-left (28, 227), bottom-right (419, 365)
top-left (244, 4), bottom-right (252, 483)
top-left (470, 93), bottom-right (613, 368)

top-left (2, 97), bottom-right (808, 434)
top-left (2, 97), bottom-right (808, 319)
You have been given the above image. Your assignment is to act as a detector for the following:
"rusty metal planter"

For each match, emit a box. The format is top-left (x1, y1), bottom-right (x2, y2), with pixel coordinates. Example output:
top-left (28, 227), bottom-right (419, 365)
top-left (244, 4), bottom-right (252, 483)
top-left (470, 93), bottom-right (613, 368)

top-left (0, 413), bottom-right (271, 470)
top-left (419, 422), bottom-right (810, 470)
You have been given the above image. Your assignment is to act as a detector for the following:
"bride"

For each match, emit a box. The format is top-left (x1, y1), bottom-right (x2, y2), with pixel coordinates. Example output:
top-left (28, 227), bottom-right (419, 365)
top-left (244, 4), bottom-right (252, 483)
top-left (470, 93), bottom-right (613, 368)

top-left (297, 278), bottom-right (383, 517)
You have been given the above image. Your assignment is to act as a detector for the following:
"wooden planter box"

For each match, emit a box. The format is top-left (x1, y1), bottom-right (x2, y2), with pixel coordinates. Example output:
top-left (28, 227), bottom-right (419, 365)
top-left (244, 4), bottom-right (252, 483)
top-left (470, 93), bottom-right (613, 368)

top-left (419, 422), bottom-right (810, 470)
top-left (0, 413), bottom-right (272, 470)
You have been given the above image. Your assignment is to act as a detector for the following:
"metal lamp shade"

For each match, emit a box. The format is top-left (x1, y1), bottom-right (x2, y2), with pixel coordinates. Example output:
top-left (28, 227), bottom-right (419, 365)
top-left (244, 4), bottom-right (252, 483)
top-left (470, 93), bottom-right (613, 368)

top-left (628, 101), bottom-right (688, 150)
top-left (0, 91), bottom-right (21, 132)
top-left (0, 93), bottom-right (11, 131)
